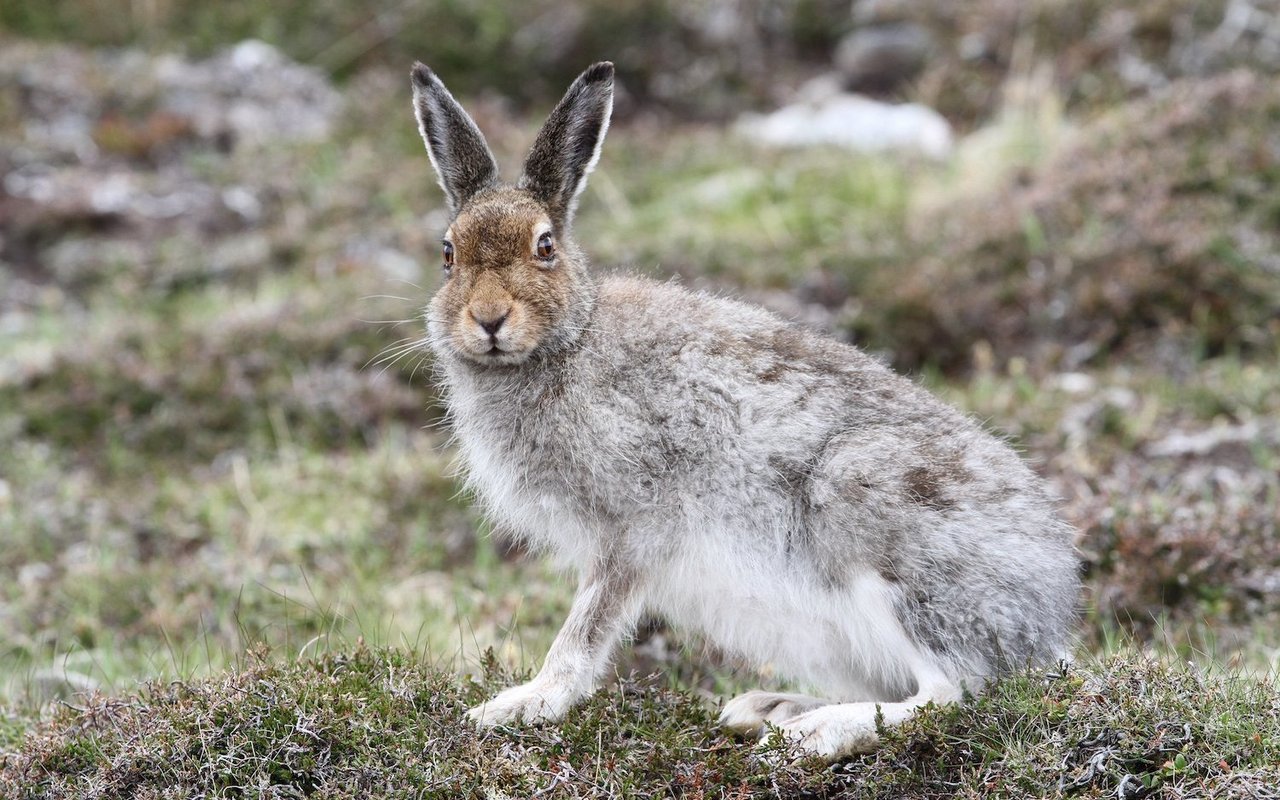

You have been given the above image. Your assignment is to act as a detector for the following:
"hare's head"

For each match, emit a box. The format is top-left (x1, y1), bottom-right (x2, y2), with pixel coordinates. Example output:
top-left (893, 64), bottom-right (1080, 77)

top-left (411, 62), bottom-right (613, 366)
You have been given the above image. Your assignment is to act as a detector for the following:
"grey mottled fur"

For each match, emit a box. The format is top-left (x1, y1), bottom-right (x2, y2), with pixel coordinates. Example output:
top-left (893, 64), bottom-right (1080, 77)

top-left (409, 61), bottom-right (1080, 759)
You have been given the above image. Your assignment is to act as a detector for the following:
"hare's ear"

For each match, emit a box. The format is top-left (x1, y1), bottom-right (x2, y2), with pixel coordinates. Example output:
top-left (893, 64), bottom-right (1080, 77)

top-left (519, 62), bottom-right (614, 225)
top-left (411, 63), bottom-right (499, 213)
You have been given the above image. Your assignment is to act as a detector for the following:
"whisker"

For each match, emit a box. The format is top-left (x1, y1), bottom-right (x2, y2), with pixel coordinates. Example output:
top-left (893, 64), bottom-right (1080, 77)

top-left (364, 338), bottom-right (429, 372)
top-left (372, 341), bottom-right (429, 367)
top-left (386, 278), bottom-right (425, 290)
top-left (374, 348), bottom-right (426, 381)
top-left (363, 334), bottom-right (418, 357)
top-left (408, 353), bottom-right (434, 385)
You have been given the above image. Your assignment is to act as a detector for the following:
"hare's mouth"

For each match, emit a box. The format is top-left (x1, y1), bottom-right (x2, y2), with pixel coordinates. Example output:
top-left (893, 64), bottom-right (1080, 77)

top-left (455, 340), bottom-right (533, 366)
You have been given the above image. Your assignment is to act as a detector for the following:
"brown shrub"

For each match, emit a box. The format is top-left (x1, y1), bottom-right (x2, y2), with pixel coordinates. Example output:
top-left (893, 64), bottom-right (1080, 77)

top-left (1070, 456), bottom-right (1280, 649)
top-left (854, 70), bottom-right (1280, 372)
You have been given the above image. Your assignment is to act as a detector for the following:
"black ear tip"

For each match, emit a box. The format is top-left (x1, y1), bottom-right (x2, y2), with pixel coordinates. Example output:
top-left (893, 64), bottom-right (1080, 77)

top-left (582, 61), bottom-right (615, 85)
top-left (410, 62), bottom-right (436, 89)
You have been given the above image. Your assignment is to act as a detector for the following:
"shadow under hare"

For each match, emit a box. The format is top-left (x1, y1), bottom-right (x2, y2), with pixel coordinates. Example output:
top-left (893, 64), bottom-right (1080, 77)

top-left (409, 61), bottom-right (1079, 759)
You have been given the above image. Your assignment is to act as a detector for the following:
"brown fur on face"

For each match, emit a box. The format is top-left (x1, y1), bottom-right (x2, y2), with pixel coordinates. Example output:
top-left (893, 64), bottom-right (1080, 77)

top-left (430, 188), bottom-right (584, 366)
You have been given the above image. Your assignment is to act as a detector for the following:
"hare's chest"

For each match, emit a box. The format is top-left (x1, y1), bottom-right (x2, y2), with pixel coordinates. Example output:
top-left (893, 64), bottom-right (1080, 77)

top-left (452, 410), bottom-right (597, 566)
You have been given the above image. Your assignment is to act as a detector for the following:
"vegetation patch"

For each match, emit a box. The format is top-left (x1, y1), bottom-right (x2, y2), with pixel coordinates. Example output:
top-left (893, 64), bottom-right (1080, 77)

top-left (0, 276), bottom-right (424, 467)
top-left (900, 0), bottom-right (1276, 127)
top-left (933, 359), bottom-right (1280, 662)
top-left (855, 70), bottom-right (1280, 373)
top-left (2, 648), bottom-right (1277, 798)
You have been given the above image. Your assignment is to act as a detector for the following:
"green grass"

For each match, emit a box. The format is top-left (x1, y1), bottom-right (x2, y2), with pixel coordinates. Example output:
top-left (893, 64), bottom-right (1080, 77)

top-left (0, 425), bottom-right (576, 703)
top-left (585, 129), bottom-right (913, 287)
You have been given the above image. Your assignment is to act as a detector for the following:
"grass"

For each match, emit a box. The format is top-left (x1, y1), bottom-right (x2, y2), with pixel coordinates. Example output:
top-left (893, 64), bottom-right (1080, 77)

top-left (2, 27), bottom-right (1279, 796)
top-left (0, 423), bottom-right (575, 701)
top-left (589, 127), bottom-right (912, 287)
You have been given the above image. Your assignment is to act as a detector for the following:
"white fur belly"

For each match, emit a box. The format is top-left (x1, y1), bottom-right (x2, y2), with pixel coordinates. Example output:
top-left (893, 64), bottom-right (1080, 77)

top-left (648, 528), bottom-right (923, 700)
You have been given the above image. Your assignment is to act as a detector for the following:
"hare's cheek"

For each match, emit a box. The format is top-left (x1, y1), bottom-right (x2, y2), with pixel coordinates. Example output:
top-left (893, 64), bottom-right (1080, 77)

top-left (425, 297), bottom-right (457, 346)
top-left (429, 294), bottom-right (475, 353)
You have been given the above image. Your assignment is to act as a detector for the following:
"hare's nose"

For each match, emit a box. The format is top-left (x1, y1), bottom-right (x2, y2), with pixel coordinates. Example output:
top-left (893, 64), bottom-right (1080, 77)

top-left (472, 310), bottom-right (508, 336)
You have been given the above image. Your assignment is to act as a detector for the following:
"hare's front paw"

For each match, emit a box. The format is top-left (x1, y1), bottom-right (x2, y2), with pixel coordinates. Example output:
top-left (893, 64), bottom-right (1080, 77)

top-left (466, 680), bottom-right (574, 727)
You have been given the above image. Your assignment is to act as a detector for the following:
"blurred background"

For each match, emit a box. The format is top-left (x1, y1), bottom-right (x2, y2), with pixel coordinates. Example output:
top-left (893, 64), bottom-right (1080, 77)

top-left (1, 0), bottom-right (1278, 711)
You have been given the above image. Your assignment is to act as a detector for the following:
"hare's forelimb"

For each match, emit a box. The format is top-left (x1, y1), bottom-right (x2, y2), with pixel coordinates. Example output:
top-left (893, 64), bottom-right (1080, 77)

top-left (467, 558), bottom-right (641, 727)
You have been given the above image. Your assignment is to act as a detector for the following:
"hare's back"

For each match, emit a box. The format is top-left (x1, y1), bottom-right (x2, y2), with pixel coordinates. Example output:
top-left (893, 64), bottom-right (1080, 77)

top-left (592, 274), bottom-right (964, 432)
top-left (588, 274), bottom-right (1067, 546)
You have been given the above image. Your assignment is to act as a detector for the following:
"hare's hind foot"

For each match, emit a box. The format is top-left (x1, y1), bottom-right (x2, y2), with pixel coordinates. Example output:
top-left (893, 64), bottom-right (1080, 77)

top-left (762, 679), bottom-right (964, 760)
top-left (719, 690), bottom-right (831, 736)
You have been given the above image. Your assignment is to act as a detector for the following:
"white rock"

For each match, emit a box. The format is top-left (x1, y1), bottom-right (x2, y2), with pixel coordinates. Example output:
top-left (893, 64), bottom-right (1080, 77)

top-left (737, 92), bottom-right (953, 158)
top-left (1051, 372), bottom-right (1097, 395)
top-left (228, 39), bottom-right (285, 71)
top-left (222, 185), bottom-right (263, 222)
top-left (1146, 421), bottom-right (1263, 458)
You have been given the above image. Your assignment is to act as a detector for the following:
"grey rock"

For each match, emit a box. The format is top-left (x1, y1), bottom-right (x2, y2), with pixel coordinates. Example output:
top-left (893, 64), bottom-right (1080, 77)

top-left (835, 23), bottom-right (934, 93)
top-left (157, 40), bottom-right (343, 149)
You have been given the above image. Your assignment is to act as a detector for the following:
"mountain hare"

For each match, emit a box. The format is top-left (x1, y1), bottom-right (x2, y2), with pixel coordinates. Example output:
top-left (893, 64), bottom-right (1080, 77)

top-left (410, 61), bottom-right (1078, 759)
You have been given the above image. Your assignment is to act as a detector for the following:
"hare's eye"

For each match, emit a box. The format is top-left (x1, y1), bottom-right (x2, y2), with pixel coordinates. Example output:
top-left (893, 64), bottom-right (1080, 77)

top-left (442, 241), bottom-right (454, 272)
top-left (535, 232), bottom-right (555, 261)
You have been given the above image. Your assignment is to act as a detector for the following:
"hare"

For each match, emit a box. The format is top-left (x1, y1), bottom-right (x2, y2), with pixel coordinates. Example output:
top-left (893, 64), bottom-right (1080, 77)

top-left (409, 61), bottom-right (1079, 759)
